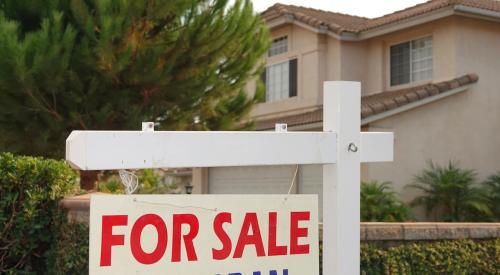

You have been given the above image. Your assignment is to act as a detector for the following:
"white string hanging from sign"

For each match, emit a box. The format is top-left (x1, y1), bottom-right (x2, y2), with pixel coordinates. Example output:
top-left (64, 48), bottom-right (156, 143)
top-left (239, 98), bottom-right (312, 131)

top-left (282, 164), bottom-right (300, 203)
top-left (287, 164), bottom-right (299, 195)
top-left (119, 169), bottom-right (138, 194)
top-left (132, 198), bottom-right (218, 212)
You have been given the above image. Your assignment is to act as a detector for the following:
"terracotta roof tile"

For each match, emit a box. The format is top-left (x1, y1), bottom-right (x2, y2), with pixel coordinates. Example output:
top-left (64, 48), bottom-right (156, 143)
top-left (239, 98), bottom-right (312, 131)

top-left (435, 82), bottom-right (450, 92)
top-left (416, 88), bottom-right (430, 99)
top-left (361, 105), bottom-right (374, 117)
top-left (394, 95), bottom-right (410, 106)
top-left (262, 0), bottom-right (500, 35)
top-left (263, 4), bottom-right (369, 33)
top-left (383, 98), bottom-right (398, 110)
top-left (405, 92), bottom-right (420, 102)
top-left (449, 79), bottom-right (460, 89)
top-left (255, 74), bottom-right (478, 130)
top-left (425, 85), bottom-right (440, 96)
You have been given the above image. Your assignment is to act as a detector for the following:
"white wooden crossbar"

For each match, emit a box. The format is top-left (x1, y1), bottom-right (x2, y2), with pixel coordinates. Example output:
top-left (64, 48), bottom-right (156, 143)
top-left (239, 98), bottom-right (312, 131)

top-left (66, 131), bottom-right (392, 170)
top-left (66, 131), bottom-right (336, 170)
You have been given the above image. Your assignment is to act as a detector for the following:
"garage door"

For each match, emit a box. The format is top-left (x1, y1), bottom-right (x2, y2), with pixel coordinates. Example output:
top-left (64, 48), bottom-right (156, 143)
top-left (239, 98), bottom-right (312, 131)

top-left (298, 165), bottom-right (323, 220)
top-left (208, 165), bottom-right (297, 194)
top-left (208, 164), bottom-right (323, 220)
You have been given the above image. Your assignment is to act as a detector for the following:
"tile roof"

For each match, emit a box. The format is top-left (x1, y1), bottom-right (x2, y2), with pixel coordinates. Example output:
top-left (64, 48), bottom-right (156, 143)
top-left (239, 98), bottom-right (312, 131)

top-left (255, 74), bottom-right (478, 130)
top-left (262, 0), bottom-right (500, 34)
top-left (262, 4), bottom-right (368, 33)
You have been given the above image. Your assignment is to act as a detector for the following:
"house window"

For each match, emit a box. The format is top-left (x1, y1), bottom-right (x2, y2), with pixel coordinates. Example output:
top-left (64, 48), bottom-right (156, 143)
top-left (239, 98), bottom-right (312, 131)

top-left (262, 59), bottom-right (297, 102)
top-left (268, 36), bottom-right (288, 57)
top-left (390, 37), bottom-right (433, 86)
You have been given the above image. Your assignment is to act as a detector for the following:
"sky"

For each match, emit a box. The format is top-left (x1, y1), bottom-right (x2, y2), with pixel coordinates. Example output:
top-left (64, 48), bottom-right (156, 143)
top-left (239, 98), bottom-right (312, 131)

top-left (251, 0), bottom-right (428, 18)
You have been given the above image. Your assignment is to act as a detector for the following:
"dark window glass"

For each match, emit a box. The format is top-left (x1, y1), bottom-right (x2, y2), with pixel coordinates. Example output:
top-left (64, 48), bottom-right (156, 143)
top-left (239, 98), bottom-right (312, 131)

top-left (390, 42), bottom-right (411, 86)
top-left (289, 59), bottom-right (297, 97)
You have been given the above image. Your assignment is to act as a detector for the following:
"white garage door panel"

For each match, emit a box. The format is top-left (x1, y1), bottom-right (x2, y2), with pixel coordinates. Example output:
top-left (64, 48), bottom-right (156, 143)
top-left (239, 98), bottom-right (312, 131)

top-left (209, 165), bottom-right (324, 221)
top-left (209, 165), bottom-right (297, 194)
top-left (299, 164), bottom-right (323, 220)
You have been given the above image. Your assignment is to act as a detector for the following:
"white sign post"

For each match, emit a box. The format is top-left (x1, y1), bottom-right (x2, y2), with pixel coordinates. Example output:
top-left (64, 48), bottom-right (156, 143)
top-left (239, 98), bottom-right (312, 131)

top-left (66, 81), bottom-right (394, 275)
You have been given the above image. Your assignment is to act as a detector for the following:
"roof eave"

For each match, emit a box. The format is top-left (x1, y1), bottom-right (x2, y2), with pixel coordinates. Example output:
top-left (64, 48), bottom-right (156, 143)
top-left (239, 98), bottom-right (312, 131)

top-left (266, 14), bottom-right (294, 29)
top-left (266, 15), bottom-right (342, 39)
top-left (454, 5), bottom-right (500, 23)
top-left (357, 7), bottom-right (455, 40)
top-left (264, 8), bottom-right (456, 41)
top-left (265, 5), bottom-right (500, 41)
top-left (361, 84), bottom-right (472, 126)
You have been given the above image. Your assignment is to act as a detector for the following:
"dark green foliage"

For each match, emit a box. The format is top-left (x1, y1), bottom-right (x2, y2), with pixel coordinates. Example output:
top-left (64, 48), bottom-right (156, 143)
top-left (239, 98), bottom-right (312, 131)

top-left (47, 222), bottom-right (89, 275)
top-left (137, 169), bottom-right (177, 194)
top-left (0, 153), bottom-right (79, 273)
top-left (361, 239), bottom-right (500, 275)
top-left (361, 181), bottom-right (411, 222)
top-left (408, 161), bottom-right (491, 221)
top-left (97, 175), bottom-right (124, 193)
top-left (0, 0), bottom-right (269, 158)
top-left (484, 172), bottom-right (500, 220)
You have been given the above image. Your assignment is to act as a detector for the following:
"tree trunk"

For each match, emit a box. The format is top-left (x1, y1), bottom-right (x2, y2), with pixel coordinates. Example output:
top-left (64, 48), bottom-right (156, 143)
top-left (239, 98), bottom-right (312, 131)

top-left (80, 170), bottom-right (99, 191)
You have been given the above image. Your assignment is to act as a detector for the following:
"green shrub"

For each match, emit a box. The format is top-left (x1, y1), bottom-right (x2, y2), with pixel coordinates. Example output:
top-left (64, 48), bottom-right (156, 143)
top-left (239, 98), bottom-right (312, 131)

top-left (137, 169), bottom-right (177, 194)
top-left (361, 181), bottom-right (411, 222)
top-left (99, 169), bottom-right (177, 194)
top-left (408, 161), bottom-right (491, 221)
top-left (361, 239), bottom-right (499, 274)
top-left (97, 175), bottom-right (125, 194)
top-left (484, 172), bottom-right (500, 220)
top-left (0, 153), bottom-right (79, 273)
top-left (47, 221), bottom-right (89, 275)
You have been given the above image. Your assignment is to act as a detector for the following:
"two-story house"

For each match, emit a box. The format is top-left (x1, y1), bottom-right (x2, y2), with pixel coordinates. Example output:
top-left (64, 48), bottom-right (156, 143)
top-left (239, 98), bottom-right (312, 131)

top-left (192, 0), bottom-right (500, 219)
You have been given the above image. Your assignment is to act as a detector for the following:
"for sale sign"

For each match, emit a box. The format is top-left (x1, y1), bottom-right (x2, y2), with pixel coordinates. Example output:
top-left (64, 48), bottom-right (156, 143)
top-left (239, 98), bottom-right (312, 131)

top-left (89, 195), bottom-right (319, 274)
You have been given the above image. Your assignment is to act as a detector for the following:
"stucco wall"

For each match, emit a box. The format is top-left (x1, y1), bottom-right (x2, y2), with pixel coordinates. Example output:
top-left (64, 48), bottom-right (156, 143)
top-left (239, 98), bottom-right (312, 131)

top-left (341, 17), bottom-right (458, 96)
top-left (364, 16), bottom-right (500, 219)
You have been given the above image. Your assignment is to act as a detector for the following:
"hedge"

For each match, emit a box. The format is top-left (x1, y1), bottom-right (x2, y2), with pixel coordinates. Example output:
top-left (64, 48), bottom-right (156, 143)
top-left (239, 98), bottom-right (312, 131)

top-left (360, 239), bottom-right (500, 274)
top-left (47, 221), bottom-right (89, 274)
top-left (0, 153), bottom-right (79, 274)
top-left (53, 225), bottom-right (499, 275)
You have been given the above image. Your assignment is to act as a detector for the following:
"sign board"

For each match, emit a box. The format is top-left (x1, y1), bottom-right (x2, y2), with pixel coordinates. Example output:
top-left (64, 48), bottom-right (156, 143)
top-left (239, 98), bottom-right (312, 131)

top-left (89, 195), bottom-right (319, 274)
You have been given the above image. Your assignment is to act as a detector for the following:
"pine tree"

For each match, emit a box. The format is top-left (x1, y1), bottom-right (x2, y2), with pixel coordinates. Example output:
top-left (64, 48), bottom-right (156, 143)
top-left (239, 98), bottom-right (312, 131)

top-left (0, 0), bottom-right (269, 159)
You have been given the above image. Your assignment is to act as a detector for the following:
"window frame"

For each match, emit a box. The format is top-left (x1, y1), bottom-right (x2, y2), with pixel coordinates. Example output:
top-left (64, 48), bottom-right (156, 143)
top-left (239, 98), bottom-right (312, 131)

top-left (388, 36), bottom-right (433, 87)
top-left (268, 36), bottom-right (289, 57)
top-left (262, 58), bottom-right (298, 103)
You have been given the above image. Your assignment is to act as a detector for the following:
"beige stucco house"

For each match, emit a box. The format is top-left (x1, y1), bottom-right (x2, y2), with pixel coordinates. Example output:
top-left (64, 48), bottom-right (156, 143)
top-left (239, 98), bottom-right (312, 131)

top-left (192, 0), bottom-right (500, 219)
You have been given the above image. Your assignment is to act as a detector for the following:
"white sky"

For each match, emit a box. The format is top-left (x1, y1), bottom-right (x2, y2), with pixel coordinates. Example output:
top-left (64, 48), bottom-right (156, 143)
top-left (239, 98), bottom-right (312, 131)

top-left (251, 0), bottom-right (428, 18)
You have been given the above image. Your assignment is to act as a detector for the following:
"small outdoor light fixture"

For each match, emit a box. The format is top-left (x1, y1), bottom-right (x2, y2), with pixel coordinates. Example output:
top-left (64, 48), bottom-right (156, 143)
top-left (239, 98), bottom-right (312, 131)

top-left (185, 183), bottom-right (193, 194)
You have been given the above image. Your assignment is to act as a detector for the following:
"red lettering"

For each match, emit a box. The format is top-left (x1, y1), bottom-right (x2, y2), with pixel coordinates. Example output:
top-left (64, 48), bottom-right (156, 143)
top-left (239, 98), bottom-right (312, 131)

top-left (233, 213), bottom-right (265, 258)
top-left (268, 212), bottom-right (287, 256)
top-left (172, 214), bottom-right (199, 262)
top-left (212, 212), bottom-right (232, 260)
top-left (100, 215), bottom-right (128, 266)
top-left (130, 214), bottom-right (168, 264)
top-left (290, 211), bottom-right (310, 254)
